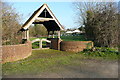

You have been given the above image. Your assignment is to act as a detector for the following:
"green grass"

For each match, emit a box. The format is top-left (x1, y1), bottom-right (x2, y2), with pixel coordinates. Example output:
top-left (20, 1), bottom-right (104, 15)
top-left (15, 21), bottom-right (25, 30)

top-left (2, 49), bottom-right (76, 76)
top-left (79, 47), bottom-right (120, 60)
top-left (30, 35), bottom-right (87, 41)
top-left (32, 41), bottom-right (39, 49)
top-left (3, 49), bottom-right (119, 76)
top-left (32, 41), bottom-right (47, 49)
top-left (61, 35), bottom-right (87, 41)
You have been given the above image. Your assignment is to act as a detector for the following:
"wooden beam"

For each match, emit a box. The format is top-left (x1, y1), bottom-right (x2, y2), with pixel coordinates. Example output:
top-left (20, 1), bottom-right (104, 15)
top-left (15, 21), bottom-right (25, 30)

top-left (34, 20), bottom-right (45, 22)
top-left (22, 4), bottom-right (64, 31)
top-left (22, 5), bottom-right (47, 30)
top-left (58, 31), bottom-right (60, 39)
top-left (26, 30), bottom-right (29, 41)
top-left (32, 22), bottom-right (44, 24)
top-left (35, 17), bottom-right (54, 22)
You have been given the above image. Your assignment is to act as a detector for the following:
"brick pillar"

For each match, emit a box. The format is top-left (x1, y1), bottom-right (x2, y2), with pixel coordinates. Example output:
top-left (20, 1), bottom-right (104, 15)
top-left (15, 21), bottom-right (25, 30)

top-left (48, 38), bottom-right (62, 50)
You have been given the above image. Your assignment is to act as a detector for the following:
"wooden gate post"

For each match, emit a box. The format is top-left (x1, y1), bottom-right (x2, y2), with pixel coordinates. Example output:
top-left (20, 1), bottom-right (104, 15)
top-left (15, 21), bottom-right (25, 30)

top-left (58, 31), bottom-right (60, 39)
top-left (39, 39), bottom-right (42, 49)
top-left (25, 31), bottom-right (27, 39)
top-left (26, 30), bottom-right (29, 41)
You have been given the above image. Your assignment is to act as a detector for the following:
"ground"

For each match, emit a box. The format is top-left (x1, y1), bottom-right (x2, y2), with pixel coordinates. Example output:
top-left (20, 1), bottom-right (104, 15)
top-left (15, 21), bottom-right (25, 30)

top-left (3, 49), bottom-right (118, 78)
top-left (2, 35), bottom-right (119, 78)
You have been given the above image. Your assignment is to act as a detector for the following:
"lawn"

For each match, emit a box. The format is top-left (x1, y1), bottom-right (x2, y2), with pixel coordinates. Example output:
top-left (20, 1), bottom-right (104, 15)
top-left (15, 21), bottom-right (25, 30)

top-left (3, 48), bottom-right (119, 76)
top-left (2, 49), bottom-right (77, 76)
top-left (60, 35), bottom-right (87, 41)
top-left (30, 35), bottom-right (87, 41)
top-left (32, 41), bottom-right (47, 49)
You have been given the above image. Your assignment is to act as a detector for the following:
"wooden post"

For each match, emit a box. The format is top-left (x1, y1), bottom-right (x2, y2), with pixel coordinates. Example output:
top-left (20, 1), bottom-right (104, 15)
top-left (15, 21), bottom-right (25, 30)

top-left (48, 31), bottom-right (50, 38)
top-left (24, 31), bottom-right (27, 39)
top-left (52, 31), bottom-right (54, 38)
top-left (39, 39), bottom-right (42, 49)
top-left (58, 31), bottom-right (60, 39)
top-left (26, 30), bottom-right (29, 41)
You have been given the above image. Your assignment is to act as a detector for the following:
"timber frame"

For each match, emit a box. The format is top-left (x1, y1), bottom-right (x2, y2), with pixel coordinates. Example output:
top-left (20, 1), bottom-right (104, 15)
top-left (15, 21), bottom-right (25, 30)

top-left (20, 4), bottom-right (64, 40)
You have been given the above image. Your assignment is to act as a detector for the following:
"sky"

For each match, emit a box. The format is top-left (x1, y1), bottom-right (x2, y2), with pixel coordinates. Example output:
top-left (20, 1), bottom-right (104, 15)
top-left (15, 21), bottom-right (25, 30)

top-left (9, 2), bottom-right (78, 29)
top-left (8, 0), bottom-right (120, 29)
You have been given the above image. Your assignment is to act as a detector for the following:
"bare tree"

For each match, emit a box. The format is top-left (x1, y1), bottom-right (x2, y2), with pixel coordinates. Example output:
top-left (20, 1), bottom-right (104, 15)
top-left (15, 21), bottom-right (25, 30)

top-left (118, 1), bottom-right (120, 51)
top-left (74, 2), bottom-right (119, 47)
top-left (2, 1), bottom-right (22, 45)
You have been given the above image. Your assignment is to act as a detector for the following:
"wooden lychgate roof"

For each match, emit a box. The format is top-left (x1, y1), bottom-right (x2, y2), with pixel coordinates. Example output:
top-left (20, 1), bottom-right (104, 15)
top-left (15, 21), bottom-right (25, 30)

top-left (20, 4), bottom-right (64, 31)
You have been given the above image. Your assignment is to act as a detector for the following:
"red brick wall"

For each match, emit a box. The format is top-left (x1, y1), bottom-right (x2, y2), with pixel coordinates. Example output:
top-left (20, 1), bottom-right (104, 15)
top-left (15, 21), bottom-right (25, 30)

top-left (60, 41), bottom-right (93, 52)
top-left (47, 38), bottom-right (62, 50)
top-left (48, 38), bottom-right (93, 52)
top-left (1, 41), bottom-right (32, 63)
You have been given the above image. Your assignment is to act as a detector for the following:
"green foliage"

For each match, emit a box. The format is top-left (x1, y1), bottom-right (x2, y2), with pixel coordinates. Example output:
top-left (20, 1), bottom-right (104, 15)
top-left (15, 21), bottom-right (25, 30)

top-left (78, 26), bottom-right (85, 32)
top-left (2, 1), bottom-right (22, 45)
top-left (80, 47), bottom-right (119, 59)
top-left (76, 2), bottom-right (119, 47)
top-left (32, 42), bottom-right (39, 49)
top-left (30, 37), bottom-right (47, 41)
top-left (29, 24), bottom-right (47, 37)
top-left (86, 42), bottom-right (93, 49)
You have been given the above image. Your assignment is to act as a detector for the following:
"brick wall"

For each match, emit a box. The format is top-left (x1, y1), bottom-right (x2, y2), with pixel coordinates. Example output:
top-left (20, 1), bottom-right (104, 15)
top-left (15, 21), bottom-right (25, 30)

top-left (60, 41), bottom-right (93, 52)
top-left (1, 41), bottom-right (32, 63)
top-left (47, 38), bottom-right (62, 50)
top-left (48, 38), bottom-right (93, 52)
